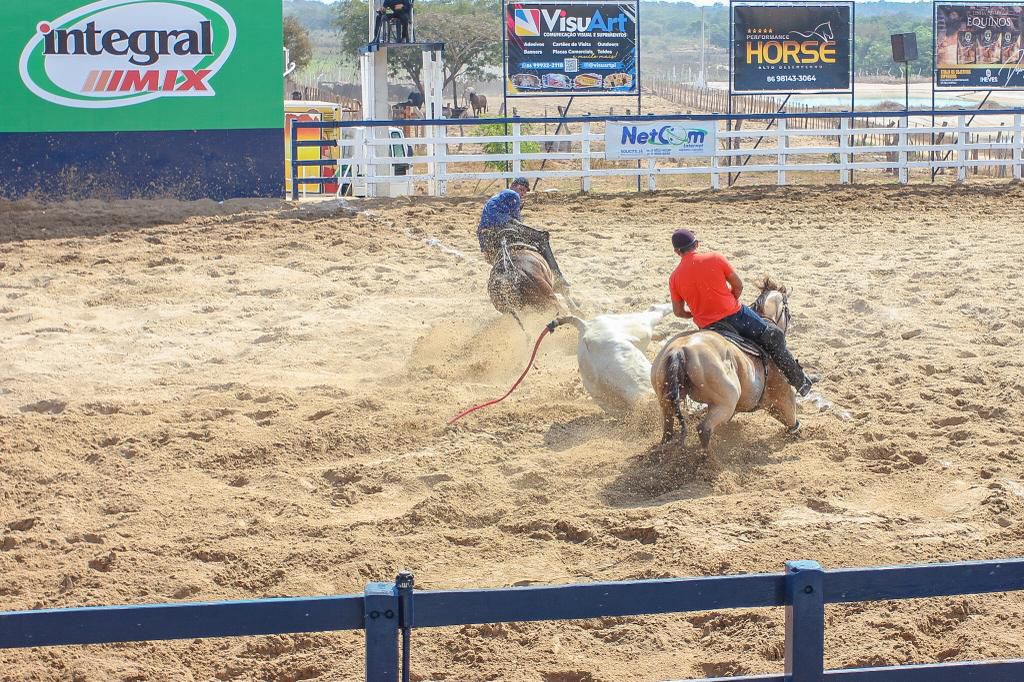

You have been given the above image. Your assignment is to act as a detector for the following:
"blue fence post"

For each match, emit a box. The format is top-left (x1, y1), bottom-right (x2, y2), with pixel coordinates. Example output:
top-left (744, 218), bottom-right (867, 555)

top-left (364, 582), bottom-right (400, 682)
top-left (784, 560), bottom-right (825, 682)
top-left (290, 122), bottom-right (300, 201)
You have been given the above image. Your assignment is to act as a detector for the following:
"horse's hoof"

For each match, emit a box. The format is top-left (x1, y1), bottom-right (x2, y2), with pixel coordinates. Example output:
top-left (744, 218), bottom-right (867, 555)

top-left (786, 420), bottom-right (802, 436)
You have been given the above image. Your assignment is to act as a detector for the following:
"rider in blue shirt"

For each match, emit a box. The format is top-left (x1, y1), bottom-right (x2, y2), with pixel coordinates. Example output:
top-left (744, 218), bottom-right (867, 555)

top-left (477, 177), bottom-right (573, 295)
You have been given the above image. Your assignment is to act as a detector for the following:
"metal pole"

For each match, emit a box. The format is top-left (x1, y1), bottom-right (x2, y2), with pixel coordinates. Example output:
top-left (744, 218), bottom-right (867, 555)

top-left (730, 94), bottom-right (791, 186)
top-left (932, 91), bottom-right (992, 180)
top-left (500, 0), bottom-right (510, 186)
top-left (636, 0), bottom-right (642, 192)
top-left (533, 97), bottom-right (574, 191)
top-left (396, 572), bottom-right (414, 682)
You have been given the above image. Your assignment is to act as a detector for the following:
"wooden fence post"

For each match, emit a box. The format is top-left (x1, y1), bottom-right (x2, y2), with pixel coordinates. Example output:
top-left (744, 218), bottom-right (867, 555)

top-left (581, 121), bottom-right (592, 193)
top-left (839, 116), bottom-right (850, 185)
top-left (784, 560), bottom-right (825, 682)
top-left (1015, 113), bottom-right (1022, 181)
top-left (957, 114), bottom-right (967, 183)
top-left (777, 116), bottom-right (787, 186)
top-left (898, 116), bottom-right (909, 185)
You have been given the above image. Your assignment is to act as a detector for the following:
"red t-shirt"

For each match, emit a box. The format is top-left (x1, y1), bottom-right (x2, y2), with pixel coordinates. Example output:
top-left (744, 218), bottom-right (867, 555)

top-left (669, 251), bottom-right (741, 328)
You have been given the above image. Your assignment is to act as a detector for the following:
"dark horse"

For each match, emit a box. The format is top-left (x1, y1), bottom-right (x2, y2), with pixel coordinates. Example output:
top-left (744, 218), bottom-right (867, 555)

top-left (651, 279), bottom-right (800, 450)
top-left (487, 230), bottom-right (575, 331)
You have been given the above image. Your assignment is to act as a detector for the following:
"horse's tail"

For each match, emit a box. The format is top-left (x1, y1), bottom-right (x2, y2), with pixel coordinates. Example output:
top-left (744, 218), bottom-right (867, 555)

top-left (665, 349), bottom-right (687, 430)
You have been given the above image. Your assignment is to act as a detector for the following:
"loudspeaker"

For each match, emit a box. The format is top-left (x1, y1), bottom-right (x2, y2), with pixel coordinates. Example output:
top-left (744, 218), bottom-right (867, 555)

top-left (890, 32), bottom-right (918, 63)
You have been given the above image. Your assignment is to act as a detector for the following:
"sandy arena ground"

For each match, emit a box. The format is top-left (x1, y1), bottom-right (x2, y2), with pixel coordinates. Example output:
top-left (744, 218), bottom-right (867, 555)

top-left (2, 184), bottom-right (1024, 681)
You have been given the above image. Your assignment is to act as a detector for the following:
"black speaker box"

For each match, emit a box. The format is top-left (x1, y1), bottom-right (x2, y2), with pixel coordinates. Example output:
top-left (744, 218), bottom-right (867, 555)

top-left (891, 32), bottom-right (918, 62)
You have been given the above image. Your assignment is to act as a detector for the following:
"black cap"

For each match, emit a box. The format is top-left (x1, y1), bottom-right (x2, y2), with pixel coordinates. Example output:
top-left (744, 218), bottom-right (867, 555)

top-left (672, 229), bottom-right (697, 251)
top-left (512, 177), bottom-right (530, 190)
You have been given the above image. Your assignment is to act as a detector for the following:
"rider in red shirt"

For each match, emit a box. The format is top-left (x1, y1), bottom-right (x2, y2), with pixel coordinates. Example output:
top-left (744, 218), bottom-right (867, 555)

top-left (669, 229), bottom-right (813, 397)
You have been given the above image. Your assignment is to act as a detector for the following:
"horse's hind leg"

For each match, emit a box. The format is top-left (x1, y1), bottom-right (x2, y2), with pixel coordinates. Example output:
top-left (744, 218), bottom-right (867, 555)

top-left (698, 398), bottom-right (738, 451)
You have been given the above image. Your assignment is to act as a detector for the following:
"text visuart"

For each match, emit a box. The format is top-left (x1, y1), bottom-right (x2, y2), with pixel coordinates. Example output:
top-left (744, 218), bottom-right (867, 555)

top-left (505, 0), bottom-right (638, 96)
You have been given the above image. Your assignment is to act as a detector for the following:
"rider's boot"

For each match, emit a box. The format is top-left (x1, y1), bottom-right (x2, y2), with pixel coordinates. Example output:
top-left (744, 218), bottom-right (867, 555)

top-left (759, 324), bottom-right (813, 396)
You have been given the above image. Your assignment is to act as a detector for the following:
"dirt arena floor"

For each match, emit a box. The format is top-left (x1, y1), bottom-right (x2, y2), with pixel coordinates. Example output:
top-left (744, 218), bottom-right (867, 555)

top-left (3, 184), bottom-right (1024, 681)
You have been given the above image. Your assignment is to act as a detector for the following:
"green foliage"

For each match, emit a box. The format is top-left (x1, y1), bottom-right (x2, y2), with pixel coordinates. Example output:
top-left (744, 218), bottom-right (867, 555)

top-left (474, 121), bottom-right (541, 171)
top-left (283, 15), bottom-right (314, 71)
top-left (283, 0), bottom-right (339, 31)
top-left (334, 0), bottom-right (502, 102)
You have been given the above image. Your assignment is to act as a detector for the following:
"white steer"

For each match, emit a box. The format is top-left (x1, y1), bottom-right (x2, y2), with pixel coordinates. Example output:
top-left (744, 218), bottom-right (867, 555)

top-left (553, 304), bottom-right (673, 416)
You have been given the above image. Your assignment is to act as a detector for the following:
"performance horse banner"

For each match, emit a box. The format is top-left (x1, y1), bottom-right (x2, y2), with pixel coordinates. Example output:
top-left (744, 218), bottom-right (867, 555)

top-left (935, 3), bottom-right (1024, 89)
top-left (731, 2), bottom-right (853, 94)
top-left (504, 0), bottom-right (638, 97)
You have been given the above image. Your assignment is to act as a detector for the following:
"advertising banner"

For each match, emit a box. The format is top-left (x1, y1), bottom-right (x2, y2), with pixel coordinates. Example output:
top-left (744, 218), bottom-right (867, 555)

top-left (604, 121), bottom-right (716, 159)
top-left (2, 0), bottom-right (283, 133)
top-left (935, 3), bottom-right (1024, 89)
top-left (504, 0), bottom-right (638, 97)
top-left (732, 2), bottom-right (853, 94)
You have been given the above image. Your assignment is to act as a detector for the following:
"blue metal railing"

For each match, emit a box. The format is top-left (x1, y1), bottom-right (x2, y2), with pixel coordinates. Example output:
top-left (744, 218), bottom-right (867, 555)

top-left (3, 558), bottom-right (1024, 681)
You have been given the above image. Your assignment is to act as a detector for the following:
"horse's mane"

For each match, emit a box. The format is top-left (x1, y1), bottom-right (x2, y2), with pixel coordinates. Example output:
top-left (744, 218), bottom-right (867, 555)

top-left (752, 277), bottom-right (788, 314)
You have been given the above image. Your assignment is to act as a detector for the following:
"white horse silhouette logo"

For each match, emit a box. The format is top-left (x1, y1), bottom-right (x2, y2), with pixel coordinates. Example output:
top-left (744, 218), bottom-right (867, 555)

top-left (792, 22), bottom-right (835, 43)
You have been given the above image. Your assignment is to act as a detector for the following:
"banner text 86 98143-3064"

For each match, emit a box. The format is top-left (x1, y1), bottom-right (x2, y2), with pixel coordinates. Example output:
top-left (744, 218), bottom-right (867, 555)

top-left (731, 2), bottom-right (853, 94)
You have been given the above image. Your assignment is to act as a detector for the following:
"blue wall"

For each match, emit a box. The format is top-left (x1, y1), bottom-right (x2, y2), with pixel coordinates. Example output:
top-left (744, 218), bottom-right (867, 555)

top-left (0, 129), bottom-right (283, 201)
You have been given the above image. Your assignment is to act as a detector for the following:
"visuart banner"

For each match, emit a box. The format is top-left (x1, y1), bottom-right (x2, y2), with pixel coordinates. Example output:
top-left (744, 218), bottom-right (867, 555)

top-left (2, 0), bottom-right (282, 133)
top-left (504, 0), bottom-right (638, 97)
top-left (604, 121), bottom-right (716, 159)
top-left (732, 2), bottom-right (853, 94)
top-left (936, 3), bottom-right (1024, 89)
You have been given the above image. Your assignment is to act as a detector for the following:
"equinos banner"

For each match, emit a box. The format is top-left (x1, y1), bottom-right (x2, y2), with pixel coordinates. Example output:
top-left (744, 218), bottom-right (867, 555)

top-left (504, 0), bottom-right (638, 97)
top-left (732, 2), bottom-right (852, 94)
top-left (936, 3), bottom-right (1024, 89)
top-left (2, 0), bottom-right (282, 133)
top-left (604, 121), bottom-right (716, 159)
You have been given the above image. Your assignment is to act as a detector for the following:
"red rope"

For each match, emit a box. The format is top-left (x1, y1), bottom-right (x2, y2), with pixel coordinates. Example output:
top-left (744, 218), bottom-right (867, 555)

top-left (446, 324), bottom-right (554, 425)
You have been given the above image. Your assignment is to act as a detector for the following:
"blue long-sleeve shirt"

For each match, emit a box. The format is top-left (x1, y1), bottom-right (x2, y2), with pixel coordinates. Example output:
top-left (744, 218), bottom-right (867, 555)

top-left (477, 189), bottom-right (522, 249)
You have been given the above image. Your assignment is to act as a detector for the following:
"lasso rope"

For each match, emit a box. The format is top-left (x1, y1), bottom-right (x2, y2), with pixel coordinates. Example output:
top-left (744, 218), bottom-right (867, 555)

top-left (446, 322), bottom-right (556, 425)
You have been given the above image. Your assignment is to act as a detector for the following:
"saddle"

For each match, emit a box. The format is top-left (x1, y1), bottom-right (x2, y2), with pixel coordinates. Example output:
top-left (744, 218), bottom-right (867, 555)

top-left (705, 320), bottom-right (769, 365)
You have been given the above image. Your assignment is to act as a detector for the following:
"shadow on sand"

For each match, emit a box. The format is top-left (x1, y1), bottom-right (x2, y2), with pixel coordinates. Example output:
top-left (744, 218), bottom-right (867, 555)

top-left (600, 418), bottom-right (799, 509)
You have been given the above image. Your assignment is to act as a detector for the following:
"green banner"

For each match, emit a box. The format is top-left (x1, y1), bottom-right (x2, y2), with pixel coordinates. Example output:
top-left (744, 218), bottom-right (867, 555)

top-left (1, 0), bottom-right (282, 133)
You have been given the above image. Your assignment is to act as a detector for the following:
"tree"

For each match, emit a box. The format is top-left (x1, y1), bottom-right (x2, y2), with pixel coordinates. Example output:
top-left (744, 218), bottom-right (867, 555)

top-left (335, 0), bottom-right (501, 106)
top-left (284, 15), bottom-right (314, 71)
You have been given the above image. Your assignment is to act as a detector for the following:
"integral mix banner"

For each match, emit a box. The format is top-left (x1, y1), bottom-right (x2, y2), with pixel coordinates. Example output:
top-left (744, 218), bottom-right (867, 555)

top-left (605, 121), bottom-right (716, 158)
top-left (504, 0), bottom-right (638, 97)
top-left (936, 3), bottom-right (1024, 89)
top-left (732, 2), bottom-right (852, 94)
top-left (1, 0), bottom-right (283, 133)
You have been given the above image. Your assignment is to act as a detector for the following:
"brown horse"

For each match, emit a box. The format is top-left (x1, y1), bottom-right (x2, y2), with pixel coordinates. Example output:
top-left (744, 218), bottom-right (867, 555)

top-left (487, 231), bottom-right (569, 331)
top-left (651, 279), bottom-right (799, 450)
top-left (467, 88), bottom-right (488, 117)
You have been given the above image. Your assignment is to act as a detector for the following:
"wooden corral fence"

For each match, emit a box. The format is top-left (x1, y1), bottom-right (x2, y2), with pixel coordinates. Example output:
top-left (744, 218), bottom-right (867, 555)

top-left (3, 559), bottom-right (1024, 681)
top-left (289, 109), bottom-right (1024, 198)
top-left (286, 78), bottom-right (362, 119)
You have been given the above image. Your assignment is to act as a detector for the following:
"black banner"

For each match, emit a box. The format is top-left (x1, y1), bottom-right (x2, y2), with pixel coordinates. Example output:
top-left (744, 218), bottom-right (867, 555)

top-left (936, 3), bottom-right (1024, 89)
top-left (504, 1), bottom-right (638, 97)
top-left (732, 3), bottom-right (852, 94)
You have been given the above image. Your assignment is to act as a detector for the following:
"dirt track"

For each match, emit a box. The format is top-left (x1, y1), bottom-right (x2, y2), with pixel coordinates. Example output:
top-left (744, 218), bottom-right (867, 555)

top-left (2, 184), bottom-right (1024, 681)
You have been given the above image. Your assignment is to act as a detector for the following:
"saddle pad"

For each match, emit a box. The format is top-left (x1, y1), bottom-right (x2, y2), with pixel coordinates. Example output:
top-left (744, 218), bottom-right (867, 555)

top-left (705, 323), bottom-right (769, 363)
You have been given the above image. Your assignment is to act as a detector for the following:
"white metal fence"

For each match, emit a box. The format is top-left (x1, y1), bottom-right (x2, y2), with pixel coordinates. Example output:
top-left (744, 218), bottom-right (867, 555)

top-left (293, 110), bottom-right (1024, 198)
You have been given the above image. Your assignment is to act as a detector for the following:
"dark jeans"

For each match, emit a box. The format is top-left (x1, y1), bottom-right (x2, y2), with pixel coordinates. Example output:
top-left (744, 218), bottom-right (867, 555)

top-left (716, 305), bottom-right (807, 389)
